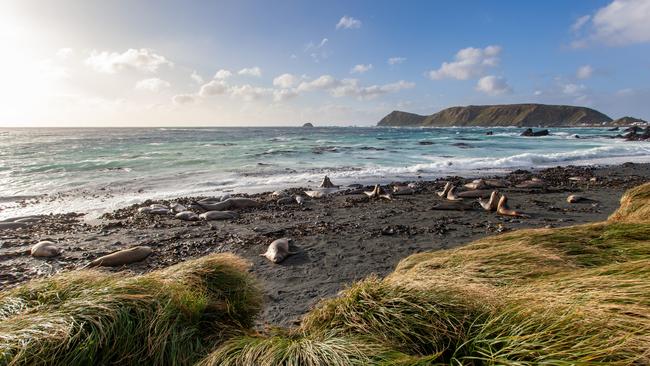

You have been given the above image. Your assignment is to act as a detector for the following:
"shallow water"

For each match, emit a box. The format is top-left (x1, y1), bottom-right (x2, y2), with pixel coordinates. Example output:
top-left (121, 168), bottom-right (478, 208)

top-left (1, 126), bottom-right (649, 218)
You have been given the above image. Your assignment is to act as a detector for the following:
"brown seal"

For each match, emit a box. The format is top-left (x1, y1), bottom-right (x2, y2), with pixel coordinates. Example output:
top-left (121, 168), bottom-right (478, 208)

top-left (479, 191), bottom-right (500, 211)
top-left (260, 238), bottom-right (298, 263)
top-left (319, 176), bottom-right (338, 188)
top-left (436, 182), bottom-right (452, 197)
top-left (31, 241), bottom-right (61, 257)
top-left (446, 185), bottom-right (463, 201)
top-left (86, 246), bottom-right (153, 267)
top-left (497, 195), bottom-right (529, 218)
top-left (364, 185), bottom-right (392, 200)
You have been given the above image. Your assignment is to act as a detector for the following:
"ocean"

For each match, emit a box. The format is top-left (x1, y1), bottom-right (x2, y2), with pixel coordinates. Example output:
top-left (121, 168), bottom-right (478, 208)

top-left (1, 126), bottom-right (649, 219)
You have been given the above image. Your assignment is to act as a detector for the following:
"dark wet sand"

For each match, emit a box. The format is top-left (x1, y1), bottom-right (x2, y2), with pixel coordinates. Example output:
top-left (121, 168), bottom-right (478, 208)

top-left (1, 162), bottom-right (649, 326)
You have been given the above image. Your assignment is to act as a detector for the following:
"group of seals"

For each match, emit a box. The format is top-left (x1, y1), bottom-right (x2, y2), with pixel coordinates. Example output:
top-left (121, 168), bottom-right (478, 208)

top-left (260, 238), bottom-right (298, 263)
top-left (434, 179), bottom-right (530, 217)
top-left (364, 184), bottom-right (393, 200)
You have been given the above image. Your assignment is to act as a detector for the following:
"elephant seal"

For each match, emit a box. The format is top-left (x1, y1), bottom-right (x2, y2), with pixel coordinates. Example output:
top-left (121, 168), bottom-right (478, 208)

top-left (437, 182), bottom-right (452, 197)
top-left (86, 246), bottom-right (153, 267)
top-left (479, 191), bottom-right (500, 211)
top-left (516, 178), bottom-right (545, 189)
top-left (260, 238), bottom-right (298, 264)
top-left (304, 188), bottom-right (338, 198)
top-left (319, 176), bottom-right (338, 188)
top-left (295, 195), bottom-right (305, 205)
top-left (197, 198), bottom-right (258, 211)
top-left (392, 185), bottom-right (414, 195)
top-left (277, 197), bottom-right (295, 205)
top-left (364, 185), bottom-right (392, 200)
top-left (150, 208), bottom-right (171, 215)
top-left (446, 185), bottom-right (463, 201)
top-left (170, 203), bottom-right (187, 213)
top-left (199, 210), bottom-right (239, 220)
top-left (31, 241), bottom-right (61, 257)
top-left (457, 189), bottom-right (493, 199)
top-left (150, 204), bottom-right (168, 210)
top-left (0, 222), bottom-right (30, 231)
top-left (464, 179), bottom-right (487, 190)
top-left (138, 207), bottom-right (152, 214)
top-left (175, 211), bottom-right (199, 221)
top-left (567, 194), bottom-right (593, 203)
top-left (497, 195), bottom-right (529, 218)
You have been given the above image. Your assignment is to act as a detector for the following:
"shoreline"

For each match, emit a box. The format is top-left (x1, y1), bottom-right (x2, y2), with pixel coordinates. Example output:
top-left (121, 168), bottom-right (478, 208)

top-left (1, 162), bottom-right (649, 326)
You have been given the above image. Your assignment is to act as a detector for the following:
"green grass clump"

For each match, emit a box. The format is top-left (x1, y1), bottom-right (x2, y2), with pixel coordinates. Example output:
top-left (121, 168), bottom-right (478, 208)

top-left (0, 253), bottom-right (261, 366)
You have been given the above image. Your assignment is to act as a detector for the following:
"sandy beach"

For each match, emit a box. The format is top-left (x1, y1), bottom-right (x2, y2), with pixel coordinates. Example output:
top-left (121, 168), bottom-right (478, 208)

top-left (0, 162), bottom-right (647, 327)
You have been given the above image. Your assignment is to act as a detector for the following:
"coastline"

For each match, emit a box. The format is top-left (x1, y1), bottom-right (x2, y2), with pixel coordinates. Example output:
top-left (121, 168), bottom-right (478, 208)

top-left (1, 162), bottom-right (649, 326)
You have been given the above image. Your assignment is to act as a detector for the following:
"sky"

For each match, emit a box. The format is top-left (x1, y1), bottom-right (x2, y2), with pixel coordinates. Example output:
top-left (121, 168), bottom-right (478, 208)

top-left (0, 0), bottom-right (649, 127)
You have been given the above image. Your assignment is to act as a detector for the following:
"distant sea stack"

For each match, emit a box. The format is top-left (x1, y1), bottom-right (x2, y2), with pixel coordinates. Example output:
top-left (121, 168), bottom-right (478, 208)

top-left (611, 116), bottom-right (648, 126)
top-left (302, 122), bottom-right (314, 127)
top-left (377, 104), bottom-right (616, 127)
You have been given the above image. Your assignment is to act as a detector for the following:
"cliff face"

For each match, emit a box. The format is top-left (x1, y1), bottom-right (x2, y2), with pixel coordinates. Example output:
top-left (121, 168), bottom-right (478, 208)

top-left (378, 104), bottom-right (614, 127)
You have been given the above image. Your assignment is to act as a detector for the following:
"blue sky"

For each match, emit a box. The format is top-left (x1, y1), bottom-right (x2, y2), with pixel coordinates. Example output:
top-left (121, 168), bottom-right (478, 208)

top-left (0, 0), bottom-right (649, 126)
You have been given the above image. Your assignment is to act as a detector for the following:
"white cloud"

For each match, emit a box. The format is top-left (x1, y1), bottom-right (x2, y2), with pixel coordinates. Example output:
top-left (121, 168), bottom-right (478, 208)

top-left (135, 78), bottom-right (171, 92)
top-left (336, 16), bottom-right (362, 29)
top-left (273, 89), bottom-right (298, 102)
top-left (571, 15), bottom-right (591, 32)
top-left (199, 80), bottom-right (229, 97)
top-left (573, 0), bottom-right (650, 46)
top-left (273, 73), bottom-right (298, 88)
top-left (428, 45), bottom-right (501, 80)
top-left (214, 69), bottom-right (232, 79)
top-left (172, 94), bottom-right (197, 105)
top-left (295, 75), bottom-right (414, 100)
top-left (56, 48), bottom-right (74, 60)
top-left (534, 90), bottom-right (543, 96)
top-left (190, 71), bottom-right (204, 84)
top-left (238, 67), bottom-right (262, 77)
top-left (85, 48), bottom-right (173, 73)
top-left (475, 75), bottom-right (512, 95)
top-left (350, 64), bottom-right (373, 74)
top-left (576, 65), bottom-right (594, 79)
top-left (562, 82), bottom-right (586, 96)
top-left (230, 84), bottom-right (268, 101)
top-left (387, 57), bottom-right (406, 65)
top-left (297, 75), bottom-right (338, 91)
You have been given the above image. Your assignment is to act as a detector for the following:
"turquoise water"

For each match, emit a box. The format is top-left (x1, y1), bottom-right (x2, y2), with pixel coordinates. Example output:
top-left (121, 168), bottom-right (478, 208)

top-left (1, 126), bottom-right (649, 218)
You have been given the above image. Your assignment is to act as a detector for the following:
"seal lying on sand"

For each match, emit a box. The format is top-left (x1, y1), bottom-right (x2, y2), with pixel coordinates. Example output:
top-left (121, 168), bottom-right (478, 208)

top-left (392, 185), bottom-right (414, 195)
top-left (175, 211), bottom-right (199, 221)
top-left (437, 182), bottom-right (452, 197)
top-left (567, 194), bottom-right (594, 203)
top-left (86, 246), bottom-right (152, 267)
top-left (30, 241), bottom-right (61, 257)
top-left (457, 189), bottom-right (492, 199)
top-left (446, 185), bottom-right (463, 201)
top-left (464, 179), bottom-right (487, 190)
top-left (319, 176), bottom-right (339, 188)
top-left (364, 185), bottom-right (392, 200)
top-left (260, 238), bottom-right (298, 264)
top-left (199, 210), bottom-right (239, 220)
top-left (479, 191), bottom-right (500, 211)
top-left (497, 195), bottom-right (529, 218)
top-left (197, 197), bottom-right (258, 211)
top-left (516, 178), bottom-right (546, 189)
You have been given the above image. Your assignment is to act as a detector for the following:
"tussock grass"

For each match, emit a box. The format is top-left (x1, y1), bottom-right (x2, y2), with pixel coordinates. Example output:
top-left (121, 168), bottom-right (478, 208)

top-left (0, 253), bottom-right (261, 366)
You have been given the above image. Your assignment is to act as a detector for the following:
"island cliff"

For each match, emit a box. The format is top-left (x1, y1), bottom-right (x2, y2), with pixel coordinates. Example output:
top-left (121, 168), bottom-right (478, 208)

top-left (377, 104), bottom-right (615, 127)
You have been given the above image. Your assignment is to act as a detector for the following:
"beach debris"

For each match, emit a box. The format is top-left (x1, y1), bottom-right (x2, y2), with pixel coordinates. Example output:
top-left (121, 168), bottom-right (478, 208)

top-left (0, 222), bottom-right (30, 231)
top-left (199, 210), bottom-right (239, 220)
top-left (446, 185), bottom-right (463, 201)
top-left (431, 201), bottom-right (475, 211)
top-left (170, 203), bottom-right (187, 213)
top-left (516, 178), bottom-right (546, 189)
top-left (497, 195), bottom-right (529, 218)
top-left (277, 197), bottom-right (295, 205)
top-left (464, 179), bottom-right (487, 190)
top-left (86, 246), bottom-right (153, 267)
top-left (295, 195), bottom-right (305, 205)
top-left (479, 191), bottom-right (501, 211)
top-left (319, 176), bottom-right (338, 188)
top-left (260, 238), bottom-right (298, 264)
top-left (457, 189), bottom-right (492, 199)
top-left (30, 241), bottom-right (61, 258)
top-left (364, 185), bottom-right (392, 200)
top-left (437, 182), bottom-right (452, 197)
top-left (175, 211), bottom-right (199, 221)
top-left (392, 185), bottom-right (414, 195)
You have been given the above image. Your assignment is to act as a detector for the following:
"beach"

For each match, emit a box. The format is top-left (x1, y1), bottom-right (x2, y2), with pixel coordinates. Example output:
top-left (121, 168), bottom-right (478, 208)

top-left (2, 162), bottom-right (648, 327)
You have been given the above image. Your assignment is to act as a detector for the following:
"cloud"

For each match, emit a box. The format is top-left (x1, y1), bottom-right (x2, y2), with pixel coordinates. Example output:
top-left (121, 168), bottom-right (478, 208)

top-left (85, 48), bottom-right (173, 73)
top-left (387, 57), bottom-right (406, 65)
top-left (297, 75), bottom-right (338, 92)
top-left (135, 78), bottom-right (171, 92)
top-left (190, 70), bottom-right (204, 84)
top-left (576, 65), bottom-right (594, 79)
top-left (427, 45), bottom-right (501, 80)
top-left (56, 48), bottom-right (74, 60)
top-left (172, 94), bottom-right (197, 105)
top-left (336, 16), bottom-right (362, 29)
top-left (571, 15), bottom-right (591, 32)
top-left (304, 38), bottom-right (329, 62)
top-left (475, 75), bottom-right (512, 95)
top-left (229, 84), bottom-right (269, 101)
top-left (238, 67), bottom-right (262, 77)
top-left (199, 80), bottom-right (229, 97)
top-left (572, 0), bottom-right (650, 46)
top-left (273, 73), bottom-right (298, 88)
top-left (273, 89), bottom-right (298, 102)
top-left (562, 82), bottom-right (586, 96)
top-left (214, 69), bottom-right (232, 79)
top-left (350, 64), bottom-right (373, 74)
